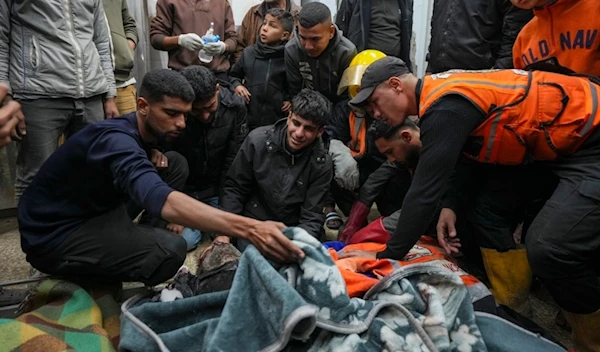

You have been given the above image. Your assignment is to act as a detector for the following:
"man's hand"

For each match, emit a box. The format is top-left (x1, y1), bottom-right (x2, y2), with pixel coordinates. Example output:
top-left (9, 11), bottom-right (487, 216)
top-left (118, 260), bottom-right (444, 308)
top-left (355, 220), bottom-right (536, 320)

top-left (203, 41), bottom-right (227, 56)
top-left (281, 101), bottom-right (291, 113)
top-left (150, 149), bottom-right (168, 170)
top-left (339, 250), bottom-right (377, 259)
top-left (329, 139), bottom-right (360, 191)
top-left (436, 208), bottom-right (461, 254)
top-left (11, 118), bottom-right (26, 141)
top-left (104, 98), bottom-right (120, 119)
top-left (2, 94), bottom-right (26, 141)
top-left (0, 85), bottom-right (24, 147)
top-left (246, 221), bottom-right (305, 262)
top-left (234, 85), bottom-right (251, 104)
top-left (178, 33), bottom-right (204, 51)
top-left (128, 39), bottom-right (136, 51)
top-left (166, 223), bottom-right (184, 234)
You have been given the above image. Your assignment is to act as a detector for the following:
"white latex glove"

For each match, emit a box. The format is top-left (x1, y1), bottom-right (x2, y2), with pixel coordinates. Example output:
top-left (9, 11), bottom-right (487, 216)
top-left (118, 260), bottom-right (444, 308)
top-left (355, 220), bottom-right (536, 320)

top-left (178, 33), bottom-right (204, 51)
top-left (329, 139), bottom-right (360, 191)
top-left (203, 41), bottom-right (227, 55)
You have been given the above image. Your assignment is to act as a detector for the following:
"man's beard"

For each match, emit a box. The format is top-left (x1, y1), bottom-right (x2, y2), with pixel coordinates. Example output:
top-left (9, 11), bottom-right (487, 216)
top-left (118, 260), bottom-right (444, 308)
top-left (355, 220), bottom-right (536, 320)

top-left (145, 117), bottom-right (170, 146)
top-left (199, 111), bottom-right (216, 124)
top-left (403, 145), bottom-right (420, 170)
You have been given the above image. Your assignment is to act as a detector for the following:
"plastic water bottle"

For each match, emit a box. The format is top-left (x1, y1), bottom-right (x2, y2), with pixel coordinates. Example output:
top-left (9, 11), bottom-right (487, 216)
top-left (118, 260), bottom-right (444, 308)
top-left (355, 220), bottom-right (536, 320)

top-left (199, 22), bottom-right (220, 64)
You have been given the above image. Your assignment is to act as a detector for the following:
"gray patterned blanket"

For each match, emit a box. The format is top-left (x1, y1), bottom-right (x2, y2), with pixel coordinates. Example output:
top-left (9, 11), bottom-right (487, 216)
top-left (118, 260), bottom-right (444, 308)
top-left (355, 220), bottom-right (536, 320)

top-left (120, 227), bottom-right (563, 352)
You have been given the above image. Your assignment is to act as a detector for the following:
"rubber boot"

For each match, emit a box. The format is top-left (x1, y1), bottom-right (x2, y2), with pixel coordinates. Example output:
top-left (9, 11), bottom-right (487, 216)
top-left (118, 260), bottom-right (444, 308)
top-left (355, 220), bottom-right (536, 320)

top-left (338, 201), bottom-right (370, 243)
top-left (480, 247), bottom-right (532, 316)
top-left (562, 308), bottom-right (600, 352)
top-left (347, 216), bottom-right (391, 244)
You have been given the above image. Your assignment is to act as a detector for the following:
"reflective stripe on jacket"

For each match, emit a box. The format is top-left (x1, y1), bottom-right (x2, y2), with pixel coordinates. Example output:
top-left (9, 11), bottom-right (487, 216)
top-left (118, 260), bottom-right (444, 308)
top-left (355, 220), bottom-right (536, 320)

top-left (348, 111), bottom-right (367, 158)
top-left (420, 69), bottom-right (600, 164)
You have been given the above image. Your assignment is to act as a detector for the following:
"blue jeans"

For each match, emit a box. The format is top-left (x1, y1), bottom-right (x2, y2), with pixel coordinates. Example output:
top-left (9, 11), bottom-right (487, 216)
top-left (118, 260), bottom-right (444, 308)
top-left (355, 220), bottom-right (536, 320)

top-left (181, 196), bottom-right (220, 251)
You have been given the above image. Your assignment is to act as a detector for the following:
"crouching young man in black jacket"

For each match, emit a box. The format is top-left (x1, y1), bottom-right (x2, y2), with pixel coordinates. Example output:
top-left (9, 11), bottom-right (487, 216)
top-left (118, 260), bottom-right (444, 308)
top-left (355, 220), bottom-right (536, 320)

top-left (220, 89), bottom-right (333, 250)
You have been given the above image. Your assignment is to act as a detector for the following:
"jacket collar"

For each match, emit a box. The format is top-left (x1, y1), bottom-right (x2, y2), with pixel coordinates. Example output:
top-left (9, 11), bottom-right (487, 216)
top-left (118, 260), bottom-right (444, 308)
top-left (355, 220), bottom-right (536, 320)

top-left (255, 38), bottom-right (286, 59)
top-left (534, 0), bottom-right (569, 11)
top-left (415, 78), bottom-right (423, 119)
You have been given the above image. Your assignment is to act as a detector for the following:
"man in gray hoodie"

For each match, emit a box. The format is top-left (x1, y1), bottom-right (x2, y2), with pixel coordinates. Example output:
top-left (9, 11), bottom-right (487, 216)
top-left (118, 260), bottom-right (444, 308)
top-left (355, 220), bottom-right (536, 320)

top-left (284, 2), bottom-right (356, 104)
top-left (0, 0), bottom-right (119, 199)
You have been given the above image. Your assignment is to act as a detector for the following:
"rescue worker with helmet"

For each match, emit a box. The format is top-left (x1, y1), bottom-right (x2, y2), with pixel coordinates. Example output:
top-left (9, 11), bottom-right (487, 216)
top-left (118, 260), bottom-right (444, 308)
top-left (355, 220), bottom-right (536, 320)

top-left (341, 56), bottom-right (600, 351)
top-left (325, 50), bottom-right (411, 226)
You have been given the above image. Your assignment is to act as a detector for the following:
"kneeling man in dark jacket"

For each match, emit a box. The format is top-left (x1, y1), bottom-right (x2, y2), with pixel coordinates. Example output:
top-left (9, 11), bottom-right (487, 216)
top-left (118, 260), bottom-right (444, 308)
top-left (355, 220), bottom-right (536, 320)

top-left (221, 89), bottom-right (333, 249)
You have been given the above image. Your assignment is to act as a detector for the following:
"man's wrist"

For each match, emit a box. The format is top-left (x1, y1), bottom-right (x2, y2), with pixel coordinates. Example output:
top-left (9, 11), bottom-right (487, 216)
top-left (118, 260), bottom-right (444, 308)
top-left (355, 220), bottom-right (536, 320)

top-left (1, 94), bottom-right (13, 105)
top-left (228, 214), bottom-right (258, 240)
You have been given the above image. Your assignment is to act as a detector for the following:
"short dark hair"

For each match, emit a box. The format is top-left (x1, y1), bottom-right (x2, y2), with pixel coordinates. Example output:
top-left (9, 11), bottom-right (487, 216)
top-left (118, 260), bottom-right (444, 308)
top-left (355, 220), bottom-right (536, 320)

top-left (299, 2), bottom-right (331, 28)
top-left (291, 89), bottom-right (330, 127)
top-left (266, 8), bottom-right (294, 33)
top-left (369, 119), bottom-right (419, 140)
top-left (139, 69), bottom-right (195, 103)
top-left (179, 65), bottom-right (218, 102)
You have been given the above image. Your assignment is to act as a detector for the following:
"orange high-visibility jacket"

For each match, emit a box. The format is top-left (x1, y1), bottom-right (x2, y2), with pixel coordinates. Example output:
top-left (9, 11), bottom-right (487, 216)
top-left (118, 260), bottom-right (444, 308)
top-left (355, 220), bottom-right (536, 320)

top-left (329, 237), bottom-right (482, 298)
top-left (512, 0), bottom-right (600, 77)
top-left (347, 111), bottom-right (367, 158)
top-left (420, 69), bottom-right (600, 165)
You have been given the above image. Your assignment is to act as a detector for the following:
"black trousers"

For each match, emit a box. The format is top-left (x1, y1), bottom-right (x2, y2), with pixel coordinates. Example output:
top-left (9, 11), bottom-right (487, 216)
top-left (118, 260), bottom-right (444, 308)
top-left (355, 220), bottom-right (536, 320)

top-left (526, 144), bottom-right (600, 314)
top-left (28, 151), bottom-right (190, 286)
top-left (467, 147), bottom-right (600, 314)
top-left (466, 164), bottom-right (557, 251)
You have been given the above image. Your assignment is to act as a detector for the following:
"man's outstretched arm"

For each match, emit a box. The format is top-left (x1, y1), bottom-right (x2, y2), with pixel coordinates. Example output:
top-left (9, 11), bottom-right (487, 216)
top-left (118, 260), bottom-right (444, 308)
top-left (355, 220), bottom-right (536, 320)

top-left (161, 191), bottom-right (304, 262)
top-left (378, 97), bottom-right (485, 260)
top-left (91, 130), bottom-right (303, 263)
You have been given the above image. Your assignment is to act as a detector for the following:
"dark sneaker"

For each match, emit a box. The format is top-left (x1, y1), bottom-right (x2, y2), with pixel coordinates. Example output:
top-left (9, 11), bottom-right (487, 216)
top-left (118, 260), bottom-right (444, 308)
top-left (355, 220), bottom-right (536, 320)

top-left (0, 287), bottom-right (28, 307)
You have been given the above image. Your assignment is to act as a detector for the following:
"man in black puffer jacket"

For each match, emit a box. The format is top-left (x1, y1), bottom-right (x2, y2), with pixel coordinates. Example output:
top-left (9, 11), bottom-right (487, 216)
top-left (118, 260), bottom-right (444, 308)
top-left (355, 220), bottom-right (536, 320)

top-left (335, 0), bottom-right (413, 66)
top-left (427, 0), bottom-right (532, 73)
top-left (221, 89), bottom-right (333, 249)
top-left (285, 2), bottom-right (356, 104)
top-left (173, 66), bottom-right (249, 206)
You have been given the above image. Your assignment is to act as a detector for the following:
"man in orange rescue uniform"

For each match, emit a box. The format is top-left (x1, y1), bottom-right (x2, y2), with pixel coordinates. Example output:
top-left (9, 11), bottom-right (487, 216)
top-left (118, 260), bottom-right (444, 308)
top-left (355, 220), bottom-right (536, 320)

top-left (511, 0), bottom-right (600, 77)
top-left (512, 1), bottom-right (600, 350)
top-left (343, 56), bottom-right (600, 351)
